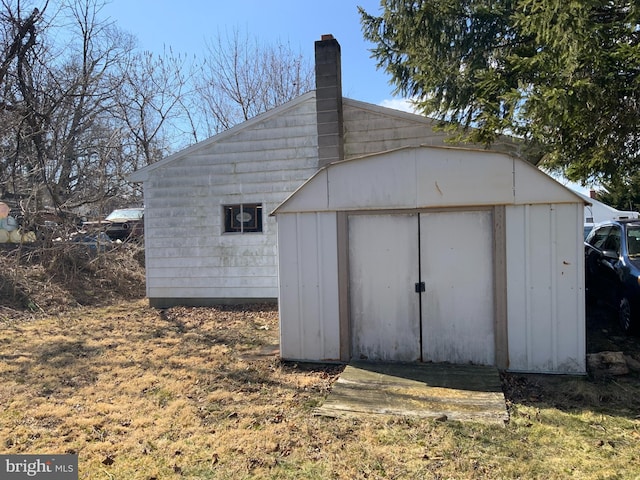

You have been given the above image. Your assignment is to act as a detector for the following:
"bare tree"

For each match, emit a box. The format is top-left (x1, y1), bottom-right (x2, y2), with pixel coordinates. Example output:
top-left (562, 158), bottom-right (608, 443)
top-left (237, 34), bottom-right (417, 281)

top-left (0, 0), bottom-right (64, 226)
top-left (114, 48), bottom-right (194, 170)
top-left (192, 29), bottom-right (314, 137)
top-left (0, 0), bottom-right (46, 90)
top-left (0, 0), bottom-right (135, 223)
top-left (48, 0), bottom-right (134, 208)
top-left (0, 3), bottom-right (316, 232)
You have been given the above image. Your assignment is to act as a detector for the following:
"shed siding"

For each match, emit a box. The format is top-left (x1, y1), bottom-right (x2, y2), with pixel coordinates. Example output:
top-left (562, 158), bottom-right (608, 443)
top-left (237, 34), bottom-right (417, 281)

top-left (275, 147), bottom-right (585, 373)
top-left (505, 203), bottom-right (585, 373)
top-left (513, 160), bottom-right (580, 204)
top-left (143, 100), bottom-right (319, 301)
top-left (277, 212), bottom-right (341, 361)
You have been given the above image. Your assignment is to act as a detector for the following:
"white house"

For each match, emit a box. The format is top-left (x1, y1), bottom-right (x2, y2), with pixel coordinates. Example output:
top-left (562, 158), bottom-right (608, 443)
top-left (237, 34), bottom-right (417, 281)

top-left (273, 146), bottom-right (586, 374)
top-left (575, 190), bottom-right (639, 228)
top-left (129, 35), bottom-right (518, 308)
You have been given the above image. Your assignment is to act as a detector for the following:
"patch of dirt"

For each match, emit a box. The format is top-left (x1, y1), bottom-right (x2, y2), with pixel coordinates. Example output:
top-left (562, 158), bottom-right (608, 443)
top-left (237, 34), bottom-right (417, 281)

top-left (586, 302), bottom-right (640, 360)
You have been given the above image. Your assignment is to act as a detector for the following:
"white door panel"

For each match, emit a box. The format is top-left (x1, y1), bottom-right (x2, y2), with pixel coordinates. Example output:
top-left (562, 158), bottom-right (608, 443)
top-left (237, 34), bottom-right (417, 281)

top-left (420, 211), bottom-right (495, 365)
top-left (349, 214), bottom-right (421, 361)
top-left (348, 211), bottom-right (495, 365)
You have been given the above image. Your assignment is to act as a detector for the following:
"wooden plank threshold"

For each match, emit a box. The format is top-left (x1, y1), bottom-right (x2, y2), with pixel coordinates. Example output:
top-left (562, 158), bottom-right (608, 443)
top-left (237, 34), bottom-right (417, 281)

top-left (314, 362), bottom-right (508, 425)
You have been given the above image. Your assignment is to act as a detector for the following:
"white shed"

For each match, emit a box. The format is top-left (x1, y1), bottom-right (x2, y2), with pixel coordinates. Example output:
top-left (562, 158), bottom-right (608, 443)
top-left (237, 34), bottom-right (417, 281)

top-left (273, 146), bottom-right (586, 374)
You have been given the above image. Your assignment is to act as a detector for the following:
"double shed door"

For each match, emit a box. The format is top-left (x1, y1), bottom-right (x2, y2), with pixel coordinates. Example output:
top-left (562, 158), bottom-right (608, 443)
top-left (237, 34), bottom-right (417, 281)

top-left (348, 211), bottom-right (495, 365)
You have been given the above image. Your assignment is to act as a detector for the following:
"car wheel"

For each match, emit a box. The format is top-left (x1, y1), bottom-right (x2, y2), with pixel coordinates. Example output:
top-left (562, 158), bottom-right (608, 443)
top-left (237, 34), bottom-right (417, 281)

top-left (619, 296), bottom-right (633, 334)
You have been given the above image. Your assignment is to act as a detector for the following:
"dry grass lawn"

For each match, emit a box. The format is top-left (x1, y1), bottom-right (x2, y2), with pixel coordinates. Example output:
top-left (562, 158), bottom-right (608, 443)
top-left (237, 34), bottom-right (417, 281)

top-left (1, 299), bottom-right (640, 479)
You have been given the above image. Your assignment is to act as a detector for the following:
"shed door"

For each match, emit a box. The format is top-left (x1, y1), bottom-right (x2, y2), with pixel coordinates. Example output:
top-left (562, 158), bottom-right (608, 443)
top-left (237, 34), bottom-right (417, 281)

top-left (349, 211), bottom-right (495, 365)
top-left (349, 214), bottom-right (421, 362)
top-left (420, 211), bottom-right (495, 365)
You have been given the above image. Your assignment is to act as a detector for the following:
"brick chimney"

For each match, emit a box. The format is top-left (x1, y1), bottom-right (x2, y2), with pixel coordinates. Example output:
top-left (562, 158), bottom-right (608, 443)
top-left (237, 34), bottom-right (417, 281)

top-left (315, 34), bottom-right (344, 168)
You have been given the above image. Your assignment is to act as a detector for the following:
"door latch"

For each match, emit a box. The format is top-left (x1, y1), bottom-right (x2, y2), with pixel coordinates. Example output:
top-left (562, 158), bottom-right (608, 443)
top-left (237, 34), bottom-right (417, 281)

top-left (415, 281), bottom-right (425, 293)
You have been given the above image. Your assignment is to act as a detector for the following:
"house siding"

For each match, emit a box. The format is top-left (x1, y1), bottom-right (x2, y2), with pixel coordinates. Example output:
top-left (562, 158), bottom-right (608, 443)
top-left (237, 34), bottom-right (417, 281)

top-left (343, 100), bottom-right (450, 158)
top-left (142, 98), bottom-right (319, 304)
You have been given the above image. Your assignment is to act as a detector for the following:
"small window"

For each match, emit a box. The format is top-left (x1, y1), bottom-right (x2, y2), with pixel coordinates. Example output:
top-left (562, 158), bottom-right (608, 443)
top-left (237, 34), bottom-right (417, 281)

top-left (224, 204), bottom-right (263, 233)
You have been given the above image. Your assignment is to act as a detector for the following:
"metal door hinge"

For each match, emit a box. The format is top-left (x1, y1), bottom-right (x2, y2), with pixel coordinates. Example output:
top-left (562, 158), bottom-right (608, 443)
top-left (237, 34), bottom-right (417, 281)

top-left (415, 281), bottom-right (425, 293)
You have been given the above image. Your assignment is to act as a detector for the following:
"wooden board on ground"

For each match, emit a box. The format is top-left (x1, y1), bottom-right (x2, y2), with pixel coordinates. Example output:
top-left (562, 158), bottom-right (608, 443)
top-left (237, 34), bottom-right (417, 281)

top-left (314, 362), bottom-right (508, 425)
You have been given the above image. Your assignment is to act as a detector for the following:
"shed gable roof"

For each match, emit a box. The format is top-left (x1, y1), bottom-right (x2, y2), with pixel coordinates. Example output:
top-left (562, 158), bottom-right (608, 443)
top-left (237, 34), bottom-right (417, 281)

top-left (273, 146), bottom-right (583, 214)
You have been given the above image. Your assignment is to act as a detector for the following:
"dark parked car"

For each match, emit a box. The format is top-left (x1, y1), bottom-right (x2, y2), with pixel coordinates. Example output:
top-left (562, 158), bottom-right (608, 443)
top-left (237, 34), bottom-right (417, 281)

top-left (84, 207), bottom-right (144, 241)
top-left (585, 220), bottom-right (640, 334)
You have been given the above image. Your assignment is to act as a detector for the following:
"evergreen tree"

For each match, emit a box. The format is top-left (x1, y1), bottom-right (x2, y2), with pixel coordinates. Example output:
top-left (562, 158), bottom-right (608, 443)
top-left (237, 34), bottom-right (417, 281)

top-left (598, 174), bottom-right (640, 213)
top-left (360, 1), bottom-right (640, 184)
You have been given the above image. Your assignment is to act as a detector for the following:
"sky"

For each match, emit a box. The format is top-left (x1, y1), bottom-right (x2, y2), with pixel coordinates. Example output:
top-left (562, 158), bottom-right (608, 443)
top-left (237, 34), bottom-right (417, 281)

top-left (100, 0), bottom-right (409, 109)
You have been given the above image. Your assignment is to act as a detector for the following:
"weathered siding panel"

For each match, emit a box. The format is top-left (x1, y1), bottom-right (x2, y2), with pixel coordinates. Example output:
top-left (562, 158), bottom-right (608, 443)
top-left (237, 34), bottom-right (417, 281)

top-left (342, 100), bottom-right (520, 159)
top-left (148, 286), bottom-right (275, 300)
top-left (278, 213), bottom-right (341, 361)
top-left (420, 210), bottom-right (495, 365)
top-left (343, 101), bottom-right (449, 158)
top-left (143, 98), bottom-right (319, 302)
top-left (278, 148), bottom-right (520, 214)
top-left (328, 154), bottom-right (418, 210)
top-left (415, 151), bottom-right (514, 207)
top-left (505, 204), bottom-right (585, 373)
top-left (513, 160), bottom-right (581, 204)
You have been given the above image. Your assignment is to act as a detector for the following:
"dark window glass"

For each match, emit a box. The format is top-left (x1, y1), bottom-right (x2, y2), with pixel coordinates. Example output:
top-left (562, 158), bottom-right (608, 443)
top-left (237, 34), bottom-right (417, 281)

top-left (627, 226), bottom-right (640, 256)
top-left (588, 226), bottom-right (611, 249)
top-left (224, 204), bottom-right (263, 233)
top-left (603, 226), bottom-right (621, 254)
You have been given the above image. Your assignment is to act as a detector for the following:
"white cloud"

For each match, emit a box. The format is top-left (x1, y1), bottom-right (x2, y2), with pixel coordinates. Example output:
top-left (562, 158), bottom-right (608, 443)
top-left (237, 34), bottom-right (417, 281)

top-left (379, 98), bottom-right (419, 114)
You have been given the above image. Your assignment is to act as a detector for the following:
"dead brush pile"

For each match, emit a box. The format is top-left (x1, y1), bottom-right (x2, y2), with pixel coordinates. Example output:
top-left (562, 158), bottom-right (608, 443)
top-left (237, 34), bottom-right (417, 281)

top-left (0, 241), bottom-right (145, 318)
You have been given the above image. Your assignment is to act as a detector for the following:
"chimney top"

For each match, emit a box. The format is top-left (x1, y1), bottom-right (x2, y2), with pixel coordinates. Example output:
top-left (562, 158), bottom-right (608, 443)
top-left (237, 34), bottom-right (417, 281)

top-left (314, 34), bottom-right (343, 168)
top-left (321, 34), bottom-right (334, 41)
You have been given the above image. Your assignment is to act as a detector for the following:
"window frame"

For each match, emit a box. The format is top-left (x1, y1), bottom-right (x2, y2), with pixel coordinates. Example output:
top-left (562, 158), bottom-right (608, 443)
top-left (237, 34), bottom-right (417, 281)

top-left (223, 203), bottom-right (263, 234)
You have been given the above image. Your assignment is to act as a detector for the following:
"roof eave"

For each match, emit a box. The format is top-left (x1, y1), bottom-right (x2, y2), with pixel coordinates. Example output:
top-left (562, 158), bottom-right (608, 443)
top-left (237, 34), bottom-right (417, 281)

top-left (128, 91), bottom-right (317, 182)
